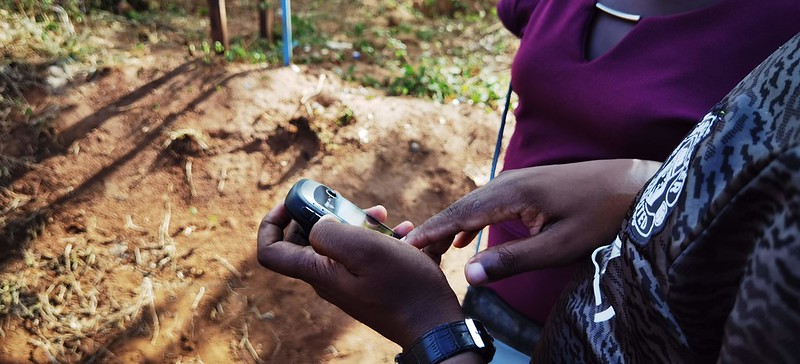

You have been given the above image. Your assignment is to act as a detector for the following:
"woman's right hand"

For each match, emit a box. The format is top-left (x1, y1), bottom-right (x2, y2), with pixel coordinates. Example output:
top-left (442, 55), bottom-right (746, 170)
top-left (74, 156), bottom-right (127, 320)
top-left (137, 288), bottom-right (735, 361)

top-left (403, 159), bottom-right (661, 286)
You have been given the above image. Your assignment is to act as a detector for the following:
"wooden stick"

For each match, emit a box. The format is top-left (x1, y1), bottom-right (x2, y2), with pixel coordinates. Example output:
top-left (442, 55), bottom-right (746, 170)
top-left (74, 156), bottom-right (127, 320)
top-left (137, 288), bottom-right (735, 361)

top-left (241, 322), bottom-right (265, 363)
top-left (28, 338), bottom-right (59, 363)
top-left (134, 247), bottom-right (143, 266)
top-left (217, 167), bottom-right (227, 193)
top-left (267, 5), bottom-right (275, 43)
top-left (300, 74), bottom-right (327, 104)
top-left (142, 278), bottom-right (160, 346)
top-left (185, 159), bottom-right (197, 198)
top-left (258, 0), bottom-right (269, 40)
top-left (213, 255), bottom-right (242, 279)
top-left (159, 204), bottom-right (172, 247)
top-left (124, 215), bottom-right (149, 233)
top-left (270, 328), bottom-right (282, 359)
top-left (64, 244), bottom-right (87, 303)
top-left (207, 0), bottom-right (230, 52)
top-left (191, 287), bottom-right (206, 311)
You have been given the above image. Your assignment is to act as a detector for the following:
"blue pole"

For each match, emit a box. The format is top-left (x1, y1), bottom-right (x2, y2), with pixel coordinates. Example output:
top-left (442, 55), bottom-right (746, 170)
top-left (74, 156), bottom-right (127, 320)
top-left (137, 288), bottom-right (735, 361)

top-left (281, 0), bottom-right (292, 66)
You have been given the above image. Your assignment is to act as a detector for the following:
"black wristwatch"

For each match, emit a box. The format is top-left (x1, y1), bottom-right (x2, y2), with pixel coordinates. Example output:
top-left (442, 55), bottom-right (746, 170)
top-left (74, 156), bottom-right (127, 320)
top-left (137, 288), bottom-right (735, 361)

top-left (395, 319), bottom-right (496, 364)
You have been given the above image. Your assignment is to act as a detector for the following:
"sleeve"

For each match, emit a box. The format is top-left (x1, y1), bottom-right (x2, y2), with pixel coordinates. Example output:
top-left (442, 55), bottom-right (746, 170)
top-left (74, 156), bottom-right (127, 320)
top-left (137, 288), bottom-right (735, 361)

top-left (715, 150), bottom-right (800, 363)
top-left (496, 0), bottom-right (540, 38)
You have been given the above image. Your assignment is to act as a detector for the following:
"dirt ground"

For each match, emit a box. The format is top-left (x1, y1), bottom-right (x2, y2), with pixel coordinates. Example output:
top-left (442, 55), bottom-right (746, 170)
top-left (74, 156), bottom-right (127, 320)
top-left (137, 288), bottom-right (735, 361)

top-left (0, 3), bottom-right (516, 362)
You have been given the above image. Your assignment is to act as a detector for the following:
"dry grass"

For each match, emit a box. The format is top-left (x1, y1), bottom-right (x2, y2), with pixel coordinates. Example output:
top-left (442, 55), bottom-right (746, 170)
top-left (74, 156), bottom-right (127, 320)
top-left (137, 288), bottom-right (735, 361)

top-left (0, 24), bottom-right (211, 355)
top-left (0, 187), bottom-right (32, 223)
top-left (0, 187), bottom-right (47, 253)
top-left (0, 7), bottom-right (207, 167)
top-left (0, 205), bottom-right (196, 362)
top-left (0, 243), bottom-right (136, 361)
top-left (0, 7), bottom-right (154, 65)
top-left (0, 62), bottom-right (41, 139)
top-left (165, 128), bottom-right (212, 154)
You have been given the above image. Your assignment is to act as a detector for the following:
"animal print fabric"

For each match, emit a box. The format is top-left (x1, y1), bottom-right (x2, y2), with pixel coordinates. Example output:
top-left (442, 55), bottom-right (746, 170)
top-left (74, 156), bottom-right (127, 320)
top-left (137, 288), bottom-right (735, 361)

top-left (535, 33), bottom-right (800, 363)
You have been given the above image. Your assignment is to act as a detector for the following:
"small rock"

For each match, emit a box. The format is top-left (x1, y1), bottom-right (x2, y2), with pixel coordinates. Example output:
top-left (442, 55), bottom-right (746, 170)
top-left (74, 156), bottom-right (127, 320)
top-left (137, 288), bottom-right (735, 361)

top-left (109, 242), bottom-right (128, 257)
top-left (324, 345), bottom-right (340, 358)
top-left (358, 128), bottom-right (370, 144)
top-left (189, 267), bottom-right (205, 277)
top-left (46, 65), bottom-right (71, 93)
top-left (325, 40), bottom-right (353, 50)
top-left (409, 141), bottom-right (422, 153)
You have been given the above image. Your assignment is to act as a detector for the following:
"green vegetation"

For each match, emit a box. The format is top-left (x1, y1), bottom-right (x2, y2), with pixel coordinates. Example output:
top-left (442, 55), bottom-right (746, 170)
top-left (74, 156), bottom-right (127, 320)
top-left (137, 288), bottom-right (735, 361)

top-left (385, 49), bottom-right (505, 106)
top-left (0, 1), bottom-right (209, 129)
top-left (183, 0), bottom-right (511, 107)
top-left (1, 0), bottom-right (512, 112)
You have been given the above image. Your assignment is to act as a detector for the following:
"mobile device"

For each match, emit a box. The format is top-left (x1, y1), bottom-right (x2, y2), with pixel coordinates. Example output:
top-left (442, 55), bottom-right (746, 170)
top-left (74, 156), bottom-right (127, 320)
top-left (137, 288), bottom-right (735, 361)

top-left (284, 178), bottom-right (400, 238)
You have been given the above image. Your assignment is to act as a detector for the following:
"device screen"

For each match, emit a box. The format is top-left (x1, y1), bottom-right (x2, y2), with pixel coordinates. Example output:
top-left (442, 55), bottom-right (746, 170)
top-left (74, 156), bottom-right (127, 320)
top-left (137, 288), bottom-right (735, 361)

top-left (312, 185), bottom-right (396, 236)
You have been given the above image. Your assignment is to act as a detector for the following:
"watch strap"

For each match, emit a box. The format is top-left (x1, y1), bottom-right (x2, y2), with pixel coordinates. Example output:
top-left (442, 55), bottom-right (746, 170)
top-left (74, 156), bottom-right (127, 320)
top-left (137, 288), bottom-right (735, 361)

top-left (395, 319), bottom-right (495, 364)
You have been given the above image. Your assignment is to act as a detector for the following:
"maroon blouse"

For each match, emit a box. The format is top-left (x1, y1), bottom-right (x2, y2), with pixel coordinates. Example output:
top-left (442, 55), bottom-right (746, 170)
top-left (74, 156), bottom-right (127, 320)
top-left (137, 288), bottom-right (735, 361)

top-left (489, 0), bottom-right (800, 323)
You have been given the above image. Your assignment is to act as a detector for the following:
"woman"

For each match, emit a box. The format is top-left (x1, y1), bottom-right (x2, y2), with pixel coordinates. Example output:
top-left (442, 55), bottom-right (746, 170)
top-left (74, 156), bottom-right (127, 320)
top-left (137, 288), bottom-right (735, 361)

top-left (418, 0), bottom-right (800, 359)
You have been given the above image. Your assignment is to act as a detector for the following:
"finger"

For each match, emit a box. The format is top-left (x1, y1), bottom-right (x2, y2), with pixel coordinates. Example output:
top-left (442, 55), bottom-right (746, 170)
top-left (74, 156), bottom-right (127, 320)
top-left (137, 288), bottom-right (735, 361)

top-left (464, 221), bottom-right (588, 286)
top-left (363, 205), bottom-right (388, 222)
top-left (257, 206), bottom-right (332, 280)
top-left (422, 240), bottom-right (451, 263)
top-left (529, 213), bottom-right (546, 236)
top-left (285, 220), bottom-right (310, 246)
top-left (309, 215), bottom-right (395, 271)
top-left (257, 204), bottom-right (292, 255)
top-left (404, 189), bottom-right (518, 248)
top-left (393, 221), bottom-right (415, 238)
top-left (421, 246), bottom-right (443, 265)
top-left (257, 240), bottom-right (320, 279)
top-left (452, 230), bottom-right (480, 248)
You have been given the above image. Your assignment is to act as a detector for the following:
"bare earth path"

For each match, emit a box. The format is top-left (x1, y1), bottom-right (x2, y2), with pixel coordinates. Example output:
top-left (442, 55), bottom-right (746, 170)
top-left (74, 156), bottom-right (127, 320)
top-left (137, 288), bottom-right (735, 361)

top-left (0, 51), bottom-right (512, 362)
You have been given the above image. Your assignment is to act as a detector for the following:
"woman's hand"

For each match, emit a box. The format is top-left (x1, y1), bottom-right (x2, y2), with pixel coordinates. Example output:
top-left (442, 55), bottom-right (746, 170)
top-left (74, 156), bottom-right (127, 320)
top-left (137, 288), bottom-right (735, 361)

top-left (256, 204), bottom-right (463, 349)
top-left (403, 159), bottom-right (661, 286)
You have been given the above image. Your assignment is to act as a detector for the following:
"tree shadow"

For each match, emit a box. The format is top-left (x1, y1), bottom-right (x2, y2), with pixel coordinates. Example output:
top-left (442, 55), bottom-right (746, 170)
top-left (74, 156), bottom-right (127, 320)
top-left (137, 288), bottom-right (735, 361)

top-left (0, 60), bottom-right (203, 188)
top-left (0, 63), bottom-right (485, 363)
top-left (0, 61), bottom-right (351, 363)
top-left (270, 117), bottom-right (322, 186)
top-left (76, 255), bottom-right (361, 363)
top-left (0, 63), bottom-right (263, 264)
top-left (56, 60), bottom-right (202, 150)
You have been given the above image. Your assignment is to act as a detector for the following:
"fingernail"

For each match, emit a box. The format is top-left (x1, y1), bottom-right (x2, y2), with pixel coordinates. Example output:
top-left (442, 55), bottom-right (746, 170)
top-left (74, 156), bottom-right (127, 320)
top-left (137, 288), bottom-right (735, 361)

top-left (466, 262), bottom-right (488, 287)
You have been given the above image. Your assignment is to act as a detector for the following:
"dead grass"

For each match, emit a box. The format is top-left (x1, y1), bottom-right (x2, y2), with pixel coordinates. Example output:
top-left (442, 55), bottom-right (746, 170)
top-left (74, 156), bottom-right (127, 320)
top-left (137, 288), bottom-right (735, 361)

top-left (0, 205), bottom-right (199, 362)
top-left (165, 128), bottom-right (212, 156)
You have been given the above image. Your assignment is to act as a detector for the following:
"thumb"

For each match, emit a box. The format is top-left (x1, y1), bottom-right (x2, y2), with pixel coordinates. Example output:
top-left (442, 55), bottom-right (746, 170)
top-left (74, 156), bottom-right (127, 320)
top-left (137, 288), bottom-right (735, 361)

top-left (463, 223), bottom-right (587, 286)
top-left (309, 215), bottom-right (393, 270)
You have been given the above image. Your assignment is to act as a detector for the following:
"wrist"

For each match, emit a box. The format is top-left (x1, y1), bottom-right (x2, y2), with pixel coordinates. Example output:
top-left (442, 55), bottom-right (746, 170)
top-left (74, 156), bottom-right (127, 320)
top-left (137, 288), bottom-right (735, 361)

top-left (601, 159), bottom-right (661, 209)
top-left (441, 351), bottom-right (484, 363)
top-left (395, 319), bottom-right (495, 364)
top-left (397, 297), bottom-right (465, 349)
top-left (628, 159), bottom-right (662, 188)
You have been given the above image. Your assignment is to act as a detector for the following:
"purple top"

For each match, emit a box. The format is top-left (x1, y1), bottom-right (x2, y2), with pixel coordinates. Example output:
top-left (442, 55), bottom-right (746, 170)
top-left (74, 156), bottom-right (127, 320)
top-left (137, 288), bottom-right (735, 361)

top-left (489, 0), bottom-right (800, 323)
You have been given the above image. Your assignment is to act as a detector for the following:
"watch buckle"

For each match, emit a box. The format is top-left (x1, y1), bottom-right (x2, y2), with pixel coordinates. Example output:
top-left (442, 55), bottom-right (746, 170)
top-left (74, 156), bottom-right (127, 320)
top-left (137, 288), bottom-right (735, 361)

top-left (465, 318), bottom-right (486, 348)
